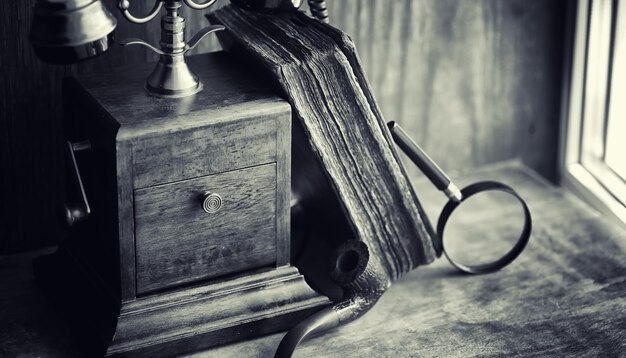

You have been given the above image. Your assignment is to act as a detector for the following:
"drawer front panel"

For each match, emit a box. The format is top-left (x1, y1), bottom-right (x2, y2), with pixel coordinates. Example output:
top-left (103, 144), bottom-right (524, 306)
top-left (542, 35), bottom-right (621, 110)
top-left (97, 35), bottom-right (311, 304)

top-left (132, 115), bottom-right (277, 189)
top-left (134, 164), bottom-right (277, 294)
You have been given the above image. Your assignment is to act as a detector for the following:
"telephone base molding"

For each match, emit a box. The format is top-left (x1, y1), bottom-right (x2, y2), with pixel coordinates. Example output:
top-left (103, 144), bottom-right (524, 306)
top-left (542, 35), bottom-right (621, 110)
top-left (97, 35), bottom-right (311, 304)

top-left (34, 247), bottom-right (330, 357)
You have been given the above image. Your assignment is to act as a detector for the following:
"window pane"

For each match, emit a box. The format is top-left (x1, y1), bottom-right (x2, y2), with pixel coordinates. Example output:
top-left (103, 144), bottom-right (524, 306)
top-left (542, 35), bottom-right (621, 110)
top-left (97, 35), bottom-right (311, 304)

top-left (605, 0), bottom-right (626, 180)
top-left (581, 0), bottom-right (613, 163)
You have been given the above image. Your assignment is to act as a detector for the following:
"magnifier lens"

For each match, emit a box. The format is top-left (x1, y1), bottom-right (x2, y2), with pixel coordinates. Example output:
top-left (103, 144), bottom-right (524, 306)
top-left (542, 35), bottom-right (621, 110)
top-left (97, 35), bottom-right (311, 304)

top-left (442, 190), bottom-right (526, 268)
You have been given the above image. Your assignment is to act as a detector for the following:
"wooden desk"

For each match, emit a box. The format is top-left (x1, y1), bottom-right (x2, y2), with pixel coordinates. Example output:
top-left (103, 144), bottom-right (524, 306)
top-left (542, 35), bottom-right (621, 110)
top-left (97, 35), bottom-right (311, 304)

top-left (2, 161), bottom-right (625, 357)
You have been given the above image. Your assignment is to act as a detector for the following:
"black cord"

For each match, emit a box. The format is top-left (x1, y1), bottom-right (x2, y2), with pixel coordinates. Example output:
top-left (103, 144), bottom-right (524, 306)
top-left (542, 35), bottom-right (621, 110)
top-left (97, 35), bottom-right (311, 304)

top-left (274, 307), bottom-right (339, 358)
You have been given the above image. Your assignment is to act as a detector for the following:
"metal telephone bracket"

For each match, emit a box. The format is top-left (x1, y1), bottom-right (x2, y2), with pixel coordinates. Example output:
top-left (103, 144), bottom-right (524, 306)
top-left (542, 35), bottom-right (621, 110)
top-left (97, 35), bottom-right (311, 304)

top-left (64, 140), bottom-right (91, 226)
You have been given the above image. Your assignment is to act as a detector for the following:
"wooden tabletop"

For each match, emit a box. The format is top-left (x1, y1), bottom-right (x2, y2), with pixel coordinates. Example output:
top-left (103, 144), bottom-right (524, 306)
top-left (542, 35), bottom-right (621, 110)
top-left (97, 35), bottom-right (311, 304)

top-left (1, 161), bottom-right (625, 357)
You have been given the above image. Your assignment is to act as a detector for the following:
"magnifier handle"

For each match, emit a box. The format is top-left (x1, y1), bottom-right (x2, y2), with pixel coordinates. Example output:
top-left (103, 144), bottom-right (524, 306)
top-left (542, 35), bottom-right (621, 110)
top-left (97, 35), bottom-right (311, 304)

top-left (387, 121), bottom-right (462, 202)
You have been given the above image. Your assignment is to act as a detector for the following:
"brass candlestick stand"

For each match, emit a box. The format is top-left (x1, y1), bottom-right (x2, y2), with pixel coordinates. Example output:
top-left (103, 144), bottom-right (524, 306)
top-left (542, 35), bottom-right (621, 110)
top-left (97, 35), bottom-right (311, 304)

top-left (118, 0), bottom-right (224, 97)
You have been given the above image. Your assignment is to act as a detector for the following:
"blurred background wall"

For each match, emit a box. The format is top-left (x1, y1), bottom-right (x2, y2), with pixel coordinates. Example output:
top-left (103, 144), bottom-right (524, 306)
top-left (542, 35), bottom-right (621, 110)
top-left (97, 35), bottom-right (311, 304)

top-left (0, 0), bottom-right (567, 253)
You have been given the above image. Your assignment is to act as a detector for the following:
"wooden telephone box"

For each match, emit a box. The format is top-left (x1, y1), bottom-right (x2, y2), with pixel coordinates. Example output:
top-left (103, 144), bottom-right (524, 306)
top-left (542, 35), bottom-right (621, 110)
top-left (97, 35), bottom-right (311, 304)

top-left (35, 52), bottom-right (329, 357)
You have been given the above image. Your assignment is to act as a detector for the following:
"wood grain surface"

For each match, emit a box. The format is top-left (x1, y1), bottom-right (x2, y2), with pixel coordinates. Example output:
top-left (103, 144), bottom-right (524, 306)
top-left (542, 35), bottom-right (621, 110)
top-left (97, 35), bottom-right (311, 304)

top-left (131, 115), bottom-right (278, 188)
top-left (76, 53), bottom-right (290, 189)
top-left (30, 247), bottom-right (329, 357)
top-left (65, 52), bottom-right (293, 300)
top-left (325, 0), bottom-right (567, 183)
top-left (134, 164), bottom-right (278, 294)
top-left (107, 265), bottom-right (328, 357)
top-left (198, 161), bottom-right (626, 357)
top-left (2, 162), bottom-right (624, 357)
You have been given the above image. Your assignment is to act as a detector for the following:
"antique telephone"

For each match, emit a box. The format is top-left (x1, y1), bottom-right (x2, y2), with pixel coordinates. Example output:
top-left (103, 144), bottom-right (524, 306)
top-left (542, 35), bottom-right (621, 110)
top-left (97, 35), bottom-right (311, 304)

top-left (31, 0), bottom-right (226, 95)
top-left (29, 1), bottom-right (334, 356)
top-left (30, 1), bottom-right (531, 357)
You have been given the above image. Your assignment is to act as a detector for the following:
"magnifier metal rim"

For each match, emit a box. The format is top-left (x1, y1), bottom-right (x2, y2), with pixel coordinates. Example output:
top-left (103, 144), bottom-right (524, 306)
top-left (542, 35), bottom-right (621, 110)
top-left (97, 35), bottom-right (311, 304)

top-left (435, 181), bottom-right (532, 274)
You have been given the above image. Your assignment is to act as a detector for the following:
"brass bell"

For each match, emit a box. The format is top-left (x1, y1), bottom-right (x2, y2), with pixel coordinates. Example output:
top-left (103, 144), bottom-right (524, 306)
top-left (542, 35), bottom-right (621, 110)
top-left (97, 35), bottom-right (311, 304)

top-left (30, 0), bottom-right (117, 64)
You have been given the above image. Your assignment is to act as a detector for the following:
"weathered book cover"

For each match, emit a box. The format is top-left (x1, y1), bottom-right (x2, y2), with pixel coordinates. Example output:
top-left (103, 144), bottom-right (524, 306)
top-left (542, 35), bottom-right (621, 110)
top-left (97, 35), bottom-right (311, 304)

top-left (209, 6), bottom-right (437, 284)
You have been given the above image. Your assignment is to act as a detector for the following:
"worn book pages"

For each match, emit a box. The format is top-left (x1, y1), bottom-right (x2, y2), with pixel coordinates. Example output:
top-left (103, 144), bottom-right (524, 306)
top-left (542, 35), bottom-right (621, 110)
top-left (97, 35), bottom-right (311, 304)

top-left (209, 6), bottom-right (437, 285)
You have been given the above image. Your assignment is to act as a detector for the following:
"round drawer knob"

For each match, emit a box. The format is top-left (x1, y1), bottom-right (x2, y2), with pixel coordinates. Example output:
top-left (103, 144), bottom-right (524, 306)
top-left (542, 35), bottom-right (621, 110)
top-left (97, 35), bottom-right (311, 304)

top-left (201, 192), bottom-right (222, 213)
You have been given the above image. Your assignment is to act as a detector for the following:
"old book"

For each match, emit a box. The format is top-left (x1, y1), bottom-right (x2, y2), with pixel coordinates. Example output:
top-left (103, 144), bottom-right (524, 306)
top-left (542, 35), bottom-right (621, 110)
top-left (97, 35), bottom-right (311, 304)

top-left (209, 6), bottom-right (437, 290)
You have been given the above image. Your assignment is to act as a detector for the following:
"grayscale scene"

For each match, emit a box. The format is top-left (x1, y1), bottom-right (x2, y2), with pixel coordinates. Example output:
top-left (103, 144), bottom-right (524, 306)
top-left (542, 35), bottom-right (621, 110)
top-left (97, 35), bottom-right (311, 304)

top-left (1, 1), bottom-right (624, 357)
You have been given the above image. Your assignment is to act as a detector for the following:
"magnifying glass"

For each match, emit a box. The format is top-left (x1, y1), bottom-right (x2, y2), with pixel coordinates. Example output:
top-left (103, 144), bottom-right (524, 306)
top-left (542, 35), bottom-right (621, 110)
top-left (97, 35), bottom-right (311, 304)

top-left (388, 122), bottom-right (531, 274)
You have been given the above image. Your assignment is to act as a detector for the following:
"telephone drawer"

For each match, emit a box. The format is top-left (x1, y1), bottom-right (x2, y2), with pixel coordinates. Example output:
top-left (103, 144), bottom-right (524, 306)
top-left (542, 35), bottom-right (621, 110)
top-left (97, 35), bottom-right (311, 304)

top-left (131, 115), bottom-right (278, 189)
top-left (134, 164), bottom-right (277, 294)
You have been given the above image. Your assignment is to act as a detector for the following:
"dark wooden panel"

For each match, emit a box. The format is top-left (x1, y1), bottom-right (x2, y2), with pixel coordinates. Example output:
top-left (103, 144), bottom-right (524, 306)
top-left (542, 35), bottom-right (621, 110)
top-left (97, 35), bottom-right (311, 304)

top-left (134, 164), bottom-right (277, 294)
top-left (62, 78), bottom-right (126, 301)
top-left (327, 0), bottom-right (566, 181)
top-left (0, 0), bottom-right (70, 253)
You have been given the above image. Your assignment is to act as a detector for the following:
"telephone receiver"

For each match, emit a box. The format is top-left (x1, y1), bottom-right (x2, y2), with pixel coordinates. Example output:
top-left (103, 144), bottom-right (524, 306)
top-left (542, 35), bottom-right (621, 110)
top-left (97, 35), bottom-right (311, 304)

top-left (277, 122), bottom-right (532, 357)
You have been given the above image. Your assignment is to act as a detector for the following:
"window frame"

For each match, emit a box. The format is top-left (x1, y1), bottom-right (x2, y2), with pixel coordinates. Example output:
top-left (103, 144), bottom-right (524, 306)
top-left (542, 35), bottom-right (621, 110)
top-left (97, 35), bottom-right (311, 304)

top-left (560, 0), bottom-right (626, 228)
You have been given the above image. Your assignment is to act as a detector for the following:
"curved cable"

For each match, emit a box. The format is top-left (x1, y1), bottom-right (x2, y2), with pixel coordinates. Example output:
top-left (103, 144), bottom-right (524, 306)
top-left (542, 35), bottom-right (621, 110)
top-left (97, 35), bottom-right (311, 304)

top-left (275, 241), bottom-right (389, 357)
top-left (274, 307), bottom-right (339, 358)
